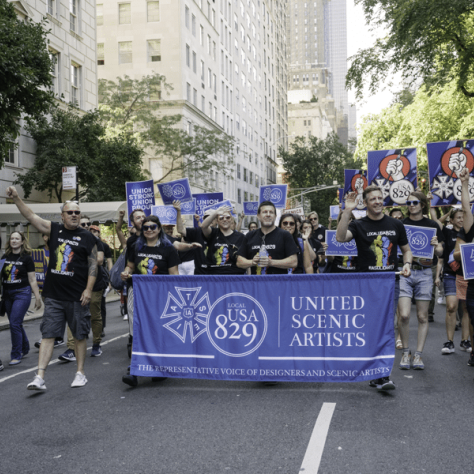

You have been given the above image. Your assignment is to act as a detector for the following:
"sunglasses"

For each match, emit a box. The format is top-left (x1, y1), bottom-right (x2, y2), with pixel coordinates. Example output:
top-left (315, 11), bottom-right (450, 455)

top-left (65, 210), bottom-right (81, 215)
top-left (281, 221), bottom-right (295, 227)
top-left (406, 200), bottom-right (420, 206)
top-left (218, 216), bottom-right (232, 221)
top-left (143, 224), bottom-right (158, 231)
top-left (81, 222), bottom-right (91, 227)
top-left (309, 217), bottom-right (318, 221)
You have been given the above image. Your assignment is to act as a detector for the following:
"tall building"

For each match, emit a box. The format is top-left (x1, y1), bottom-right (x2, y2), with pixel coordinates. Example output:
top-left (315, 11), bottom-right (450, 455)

top-left (97, 0), bottom-right (288, 212)
top-left (287, 0), bottom-right (356, 145)
top-left (2, 0), bottom-right (98, 205)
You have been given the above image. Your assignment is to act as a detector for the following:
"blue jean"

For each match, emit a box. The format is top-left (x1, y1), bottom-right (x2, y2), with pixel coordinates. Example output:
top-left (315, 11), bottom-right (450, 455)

top-left (4, 286), bottom-right (31, 360)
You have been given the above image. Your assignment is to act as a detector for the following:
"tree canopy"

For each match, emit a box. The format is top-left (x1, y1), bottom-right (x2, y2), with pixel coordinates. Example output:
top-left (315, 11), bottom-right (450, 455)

top-left (279, 133), bottom-right (360, 222)
top-left (0, 0), bottom-right (55, 163)
top-left (99, 74), bottom-right (235, 187)
top-left (14, 106), bottom-right (146, 202)
top-left (347, 0), bottom-right (474, 99)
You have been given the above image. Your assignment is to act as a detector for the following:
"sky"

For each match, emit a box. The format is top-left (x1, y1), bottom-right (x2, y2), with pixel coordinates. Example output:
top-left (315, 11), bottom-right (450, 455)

top-left (346, 1), bottom-right (395, 125)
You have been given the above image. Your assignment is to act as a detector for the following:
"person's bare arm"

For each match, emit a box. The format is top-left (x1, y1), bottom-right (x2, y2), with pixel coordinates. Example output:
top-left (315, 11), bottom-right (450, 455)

top-left (459, 168), bottom-right (473, 232)
top-left (27, 272), bottom-right (42, 310)
top-left (173, 241), bottom-right (202, 252)
top-left (106, 257), bottom-right (113, 272)
top-left (237, 254), bottom-right (259, 269)
top-left (266, 254), bottom-right (298, 269)
top-left (201, 206), bottom-right (231, 239)
top-left (236, 211), bottom-right (244, 232)
top-left (116, 210), bottom-right (127, 248)
top-left (168, 266), bottom-right (179, 275)
top-left (81, 244), bottom-right (98, 306)
top-left (121, 261), bottom-right (135, 280)
top-left (97, 250), bottom-right (104, 266)
top-left (400, 244), bottom-right (412, 277)
top-left (453, 237), bottom-right (465, 262)
top-left (6, 186), bottom-right (51, 235)
top-left (336, 192), bottom-right (356, 242)
top-left (303, 242), bottom-right (314, 274)
top-left (173, 200), bottom-right (187, 237)
top-left (435, 258), bottom-right (443, 288)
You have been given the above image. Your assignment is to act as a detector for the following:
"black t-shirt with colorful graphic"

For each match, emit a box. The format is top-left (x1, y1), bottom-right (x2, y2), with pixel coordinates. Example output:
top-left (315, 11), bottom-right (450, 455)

top-left (43, 222), bottom-right (97, 302)
top-left (1, 253), bottom-right (35, 289)
top-left (205, 228), bottom-right (246, 275)
top-left (128, 241), bottom-right (180, 276)
top-left (331, 255), bottom-right (358, 273)
top-left (348, 215), bottom-right (408, 273)
top-left (184, 227), bottom-right (208, 275)
top-left (402, 216), bottom-right (444, 267)
top-left (442, 226), bottom-right (460, 276)
top-left (236, 227), bottom-right (299, 275)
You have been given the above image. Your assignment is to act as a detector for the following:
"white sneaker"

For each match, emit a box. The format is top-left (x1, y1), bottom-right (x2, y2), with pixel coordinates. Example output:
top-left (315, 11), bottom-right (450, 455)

top-left (71, 372), bottom-right (88, 387)
top-left (123, 314), bottom-right (128, 321)
top-left (27, 374), bottom-right (46, 391)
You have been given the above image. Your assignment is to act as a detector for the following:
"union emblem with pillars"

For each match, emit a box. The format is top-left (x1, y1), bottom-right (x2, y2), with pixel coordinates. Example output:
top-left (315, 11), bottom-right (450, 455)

top-left (161, 287), bottom-right (210, 343)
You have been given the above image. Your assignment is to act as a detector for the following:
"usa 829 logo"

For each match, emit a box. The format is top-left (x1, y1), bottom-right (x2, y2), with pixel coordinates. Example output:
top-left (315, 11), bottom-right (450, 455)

top-left (409, 231), bottom-right (428, 251)
top-left (207, 293), bottom-right (268, 357)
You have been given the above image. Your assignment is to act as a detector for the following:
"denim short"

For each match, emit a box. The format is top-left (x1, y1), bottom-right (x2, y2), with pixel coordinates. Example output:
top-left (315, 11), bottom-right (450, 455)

top-left (399, 267), bottom-right (433, 301)
top-left (443, 274), bottom-right (457, 297)
top-left (40, 298), bottom-right (91, 340)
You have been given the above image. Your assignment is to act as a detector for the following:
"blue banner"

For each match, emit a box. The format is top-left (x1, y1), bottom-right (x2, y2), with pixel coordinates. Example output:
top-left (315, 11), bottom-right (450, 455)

top-left (344, 169), bottom-right (367, 211)
top-left (244, 201), bottom-right (259, 216)
top-left (460, 243), bottom-right (474, 280)
top-left (126, 179), bottom-right (155, 226)
top-left (325, 230), bottom-right (358, 257)
top-left (151, 205), bottom-right (178, 225)
top-left (329, 206), bottom-right (340, 220)
top-left (204, 200), bottom-right (237, 219)
top-left (193, 192), bottom-right (224, 227)
top-left (404, 225), bottom-right (436, 259)
top-left (259, 184), bottom-right (287, 209)
top-left (180, 198), bottom-right (196, 216)
top-left (427, 140), bottom-right (474, 206)
top-left (157, 178), bottom-right (193, 205)
top-left (131, 273), bottom-right (396, 383)
top-left (367, 148), bottom-right (417, 207)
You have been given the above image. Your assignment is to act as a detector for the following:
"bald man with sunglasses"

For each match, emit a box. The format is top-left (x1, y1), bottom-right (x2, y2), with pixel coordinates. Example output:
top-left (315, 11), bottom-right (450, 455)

top-left (6, 187), bottom-right (98, 391)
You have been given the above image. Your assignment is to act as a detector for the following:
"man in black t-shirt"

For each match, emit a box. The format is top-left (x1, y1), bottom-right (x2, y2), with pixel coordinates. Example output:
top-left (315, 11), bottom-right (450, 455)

top-left (337, 185), bottom-right (412, 391)
top-left (6, 186), bottom-right (98, 391)
top-left (236, 201), bottom-right (298, 275)
top-left (398, 192), bottom-right (444, 371)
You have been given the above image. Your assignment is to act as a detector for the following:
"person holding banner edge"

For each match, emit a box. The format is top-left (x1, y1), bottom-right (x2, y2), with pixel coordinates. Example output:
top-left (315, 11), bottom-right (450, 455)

top-left (397, 192), bottom-right (444, 370)
top-left (336, 185), bottom-right (412, 391)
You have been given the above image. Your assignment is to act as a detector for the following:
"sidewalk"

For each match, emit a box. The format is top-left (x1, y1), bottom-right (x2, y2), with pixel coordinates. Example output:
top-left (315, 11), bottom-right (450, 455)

top-left (0, 291), bottom-right (121, 332)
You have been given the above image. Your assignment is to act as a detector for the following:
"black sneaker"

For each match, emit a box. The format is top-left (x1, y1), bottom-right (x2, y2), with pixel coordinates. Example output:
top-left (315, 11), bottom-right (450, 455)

top-left (122, 374), bottom-right (138, 387)
top-left (34, 340), bottom-right (41, 349)
top-left (468, 353), bottom-right (474, 367)
top-left (428, 315), bottom-right (434, 323)
top-left (54, 338), bottom-right (65, 348)
top-left (441, 341), bottom-right (455, 354)
top-left (376, 377), bottom-right (395, 391)
top-left (460, 340), bottom-right (472, 352)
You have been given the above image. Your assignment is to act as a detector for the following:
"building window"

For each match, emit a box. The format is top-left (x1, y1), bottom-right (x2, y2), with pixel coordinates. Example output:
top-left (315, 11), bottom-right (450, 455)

top-left (237, 164), bottom-right (241, 179)
top-left (119, 3), bottom-right (131, 25)
top-left (96, 4), bottom-right (103, 25)
top-left (185, 5), bottom-right (189, 28)
top-left (193, 88), bottom-right (197, 105)
top-left (244, 191), bottom-right (248, 201)
top-left (192, 51), bottom-right (196, 73)
top-left (48, 0), bottom-right (55, 15)
top-left (6, 144), bottom-right (17, 165)
top-left (147, 1), bottom-right (160, 22)
top-left (70, 63), bottom-right (80, 106)
top-left (119, 41), bottom-right (132, 64)
top-left (192, 14), bottom-right (196, 35)
top-left (186, 44), bottom-right (190, 67)
top-left (237, 188), bottom-right (242, 203)
top-left (186, 82), bottom-right (191, 101)
top-left (243, 167), bottom-right (248, 182)
top-left (97, 43), bottom-right (104, 65)
top-left (147, 40), bottom-right (161, 62)
top-left (70, 0), bottom-right (78, 32)
top-left (49, 50), bottom-right (59, 93)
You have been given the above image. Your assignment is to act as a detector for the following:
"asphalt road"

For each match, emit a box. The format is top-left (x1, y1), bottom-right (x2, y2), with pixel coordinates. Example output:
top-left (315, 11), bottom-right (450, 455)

top-left (0, 300), bottom-right (472, 474)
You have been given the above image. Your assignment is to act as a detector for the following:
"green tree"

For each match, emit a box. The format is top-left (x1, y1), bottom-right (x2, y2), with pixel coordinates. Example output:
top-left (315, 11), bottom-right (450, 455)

top-left (346, 0), bottom-right (474, 99)
top-left (99, 74), bottom-right (235, 186)
top-left (0, 0), bottom-right (55, 162)
top-left (279, 133), bottom-right (360, 222)
top-left (14, 106), bottom-right (146, 202)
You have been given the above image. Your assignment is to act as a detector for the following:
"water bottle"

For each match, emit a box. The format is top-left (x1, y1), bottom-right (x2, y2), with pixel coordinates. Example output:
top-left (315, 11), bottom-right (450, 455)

top-left (258, 246), bottom-right (268, 266)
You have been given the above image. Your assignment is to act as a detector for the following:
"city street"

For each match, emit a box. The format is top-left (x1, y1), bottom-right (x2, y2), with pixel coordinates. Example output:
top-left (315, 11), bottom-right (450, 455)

top-left (0, 300), bottom-right (472, 474)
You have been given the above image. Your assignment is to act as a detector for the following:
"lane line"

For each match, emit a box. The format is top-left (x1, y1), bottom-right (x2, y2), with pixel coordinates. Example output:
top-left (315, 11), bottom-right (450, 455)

top-left (299, 402), bottom-right (336, 473)
top-left (0, 333), bottom-right (128, 384)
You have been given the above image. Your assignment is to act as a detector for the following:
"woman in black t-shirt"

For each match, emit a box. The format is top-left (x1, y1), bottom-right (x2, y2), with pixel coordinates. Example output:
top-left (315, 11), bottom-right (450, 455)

top-left (278, 213), bottom-right (315, 274)
top-left (201, 205), bottom-right (246, 275)
top-left (1, 232), bottom-right (41, 366)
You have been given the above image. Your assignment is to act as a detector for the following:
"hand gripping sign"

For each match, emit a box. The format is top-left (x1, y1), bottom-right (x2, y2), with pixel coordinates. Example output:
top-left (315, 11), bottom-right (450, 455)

top-left (157, 178), bottom-right (193, 205)
top-left (427, 140), bottom-right (474, 206)
top-left (367, 148), bottom-right (417, 206)
top-left (344, 169), bottom-right (368, 211)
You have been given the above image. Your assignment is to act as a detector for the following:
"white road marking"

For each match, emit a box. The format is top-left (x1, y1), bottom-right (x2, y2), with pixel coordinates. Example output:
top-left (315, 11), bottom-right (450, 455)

top-left (299, 402), bottom-right (336, 473)
top-left (0, 333), bottom-right (128, 384)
